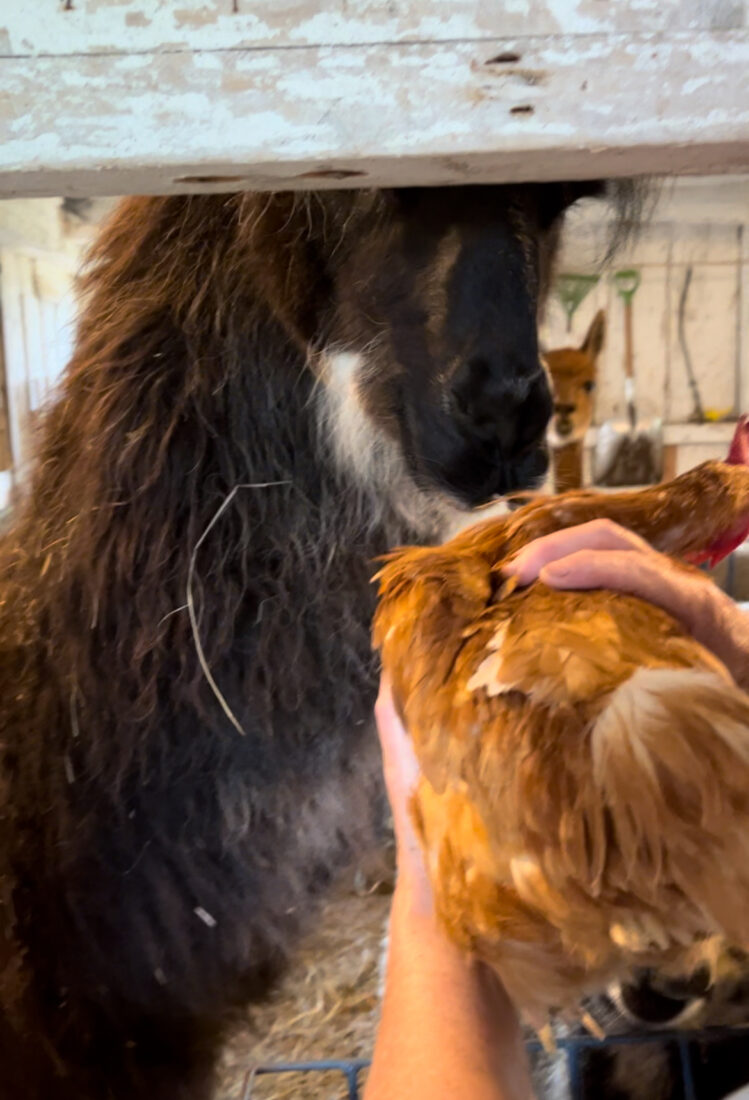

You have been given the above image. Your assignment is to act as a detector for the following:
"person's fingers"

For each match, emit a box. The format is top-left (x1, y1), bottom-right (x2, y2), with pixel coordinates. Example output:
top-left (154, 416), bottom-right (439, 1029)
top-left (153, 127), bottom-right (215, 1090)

top-left (539, 548), bottom-right (707, 635)
top-left (540, 547), bottom-right (749, 686)
top-left (374, 683), bottom-right (421, 831)
top-left (376, 684), bottom-right (417, 779)
top-left (374, 681), bottom-right (434, 908)
top-left (505, 519), bottom-right (650, 585)
top-left (374, 675), bottom-right (395, 756)
top-left (375, 679), bottom-right (407, 774)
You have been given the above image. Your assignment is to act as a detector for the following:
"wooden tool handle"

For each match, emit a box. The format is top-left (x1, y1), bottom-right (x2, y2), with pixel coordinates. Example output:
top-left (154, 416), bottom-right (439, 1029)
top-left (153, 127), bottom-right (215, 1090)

top-left (623, 296), bottom-right (636, 429)
top-left (623, 297), bottom-right (634, 381)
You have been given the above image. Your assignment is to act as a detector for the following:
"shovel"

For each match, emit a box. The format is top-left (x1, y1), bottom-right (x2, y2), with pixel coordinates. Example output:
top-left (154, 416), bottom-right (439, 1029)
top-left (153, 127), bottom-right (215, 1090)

top-left (555, 273), bottom-right (600, 333)
top-left (593, 269), bottom-right (663, 487)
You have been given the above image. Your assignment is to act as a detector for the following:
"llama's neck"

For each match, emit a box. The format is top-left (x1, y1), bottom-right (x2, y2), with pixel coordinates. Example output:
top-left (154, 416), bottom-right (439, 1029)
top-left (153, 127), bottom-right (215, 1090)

top-left (552, 440), bottom-right (584, 492)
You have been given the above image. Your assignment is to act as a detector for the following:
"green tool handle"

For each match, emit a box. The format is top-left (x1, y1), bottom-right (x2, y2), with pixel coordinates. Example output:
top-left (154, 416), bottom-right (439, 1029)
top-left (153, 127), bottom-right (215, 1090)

top-left (614, 269), bottom-right (641, 303)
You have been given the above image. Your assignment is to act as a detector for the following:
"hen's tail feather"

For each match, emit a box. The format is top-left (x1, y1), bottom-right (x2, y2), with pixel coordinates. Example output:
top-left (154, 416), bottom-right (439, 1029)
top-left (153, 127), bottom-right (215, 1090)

top-left (588, 667), bottom-right (749, 949)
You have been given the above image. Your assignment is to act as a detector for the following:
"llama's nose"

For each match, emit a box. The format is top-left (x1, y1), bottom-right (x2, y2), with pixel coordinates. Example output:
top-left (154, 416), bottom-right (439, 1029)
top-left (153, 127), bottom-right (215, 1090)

top-left (451, 354), bottom-right (551, 454)
top-left (554, 402), bottom-right (576, 418)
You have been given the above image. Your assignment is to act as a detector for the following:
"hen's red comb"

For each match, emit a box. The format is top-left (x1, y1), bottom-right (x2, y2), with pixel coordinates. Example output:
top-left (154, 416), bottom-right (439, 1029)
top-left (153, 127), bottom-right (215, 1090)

top-left (726, 415), bottom-right (749, 466)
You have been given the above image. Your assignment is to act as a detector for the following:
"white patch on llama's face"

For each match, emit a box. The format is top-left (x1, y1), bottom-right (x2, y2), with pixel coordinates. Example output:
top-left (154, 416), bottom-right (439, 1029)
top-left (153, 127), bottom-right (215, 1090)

top-left (319, 351), bottom-right (382, 490)
top-left (316, 348), bottom-right (459, 537)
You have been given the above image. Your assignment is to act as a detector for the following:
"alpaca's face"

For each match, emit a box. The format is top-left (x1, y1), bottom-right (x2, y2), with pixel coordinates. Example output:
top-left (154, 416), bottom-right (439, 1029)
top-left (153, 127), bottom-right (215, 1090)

top-left (545, 351), bottom-right (597, 446)
top-left (315, 184), bottom-right (600, 509)
top-left (545, 309), bottom-right (605, 449)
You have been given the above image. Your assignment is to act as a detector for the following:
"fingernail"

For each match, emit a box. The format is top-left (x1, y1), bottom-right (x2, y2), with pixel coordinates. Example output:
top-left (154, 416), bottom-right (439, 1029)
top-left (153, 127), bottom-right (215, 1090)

top-left (501, 556), bottom-right (519, 575)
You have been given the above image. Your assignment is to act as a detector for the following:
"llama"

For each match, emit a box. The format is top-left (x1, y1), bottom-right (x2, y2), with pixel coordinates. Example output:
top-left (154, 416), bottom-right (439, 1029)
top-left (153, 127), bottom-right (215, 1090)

top-left (545, 309), bottom-right (605, 491)
top-left (0, 184), bottom-right (638, 1099)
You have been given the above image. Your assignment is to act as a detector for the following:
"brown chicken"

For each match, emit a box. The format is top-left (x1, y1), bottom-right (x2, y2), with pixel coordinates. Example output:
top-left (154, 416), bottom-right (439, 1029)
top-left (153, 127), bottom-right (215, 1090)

top-left (373, 419), bottom-right (749, 1032)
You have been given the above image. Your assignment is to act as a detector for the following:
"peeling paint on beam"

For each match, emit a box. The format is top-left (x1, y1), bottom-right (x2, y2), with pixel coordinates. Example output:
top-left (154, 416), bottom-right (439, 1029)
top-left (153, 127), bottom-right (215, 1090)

top-left (1, 0), bottom-right (745, 57)
top-left (2, 30), bottom-right (749, 197)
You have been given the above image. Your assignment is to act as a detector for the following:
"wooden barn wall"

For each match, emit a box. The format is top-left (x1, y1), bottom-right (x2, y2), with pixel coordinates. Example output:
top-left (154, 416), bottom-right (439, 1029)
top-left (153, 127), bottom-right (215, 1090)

top-left (541, 177), bottom-right (749, 475)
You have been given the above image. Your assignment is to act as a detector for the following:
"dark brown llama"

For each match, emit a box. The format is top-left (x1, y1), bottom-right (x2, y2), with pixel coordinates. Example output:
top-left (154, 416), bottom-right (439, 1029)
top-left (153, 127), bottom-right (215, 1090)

top-left (0, 183), bottom-right (639, 1099)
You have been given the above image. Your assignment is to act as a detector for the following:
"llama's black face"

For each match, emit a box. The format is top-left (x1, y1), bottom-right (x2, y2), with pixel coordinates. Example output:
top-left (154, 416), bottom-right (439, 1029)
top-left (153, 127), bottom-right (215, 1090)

top-left (316, 183), bottom-right (602, 508)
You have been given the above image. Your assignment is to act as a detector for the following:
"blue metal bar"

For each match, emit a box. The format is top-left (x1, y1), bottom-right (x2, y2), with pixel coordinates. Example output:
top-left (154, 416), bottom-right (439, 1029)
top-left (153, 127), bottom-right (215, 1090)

top-left (525, 1022), bottom-right (749, 1051)
top-left (678, 1036), bottom-right (697, 1100)
top-left (240, 1025), bottom-right (749, 1098)
top-left (242, 1060), bottom-right (370, 1100)
top-left (344, 1063), bottom-right (361, 1100)
top-left (565, 1042), bottom-right (582, 1099)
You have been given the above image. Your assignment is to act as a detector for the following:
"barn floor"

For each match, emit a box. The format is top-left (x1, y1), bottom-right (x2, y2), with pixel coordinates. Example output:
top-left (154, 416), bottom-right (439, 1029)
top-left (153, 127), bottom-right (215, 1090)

top-left (217, 877), bottom-right (389, 1099)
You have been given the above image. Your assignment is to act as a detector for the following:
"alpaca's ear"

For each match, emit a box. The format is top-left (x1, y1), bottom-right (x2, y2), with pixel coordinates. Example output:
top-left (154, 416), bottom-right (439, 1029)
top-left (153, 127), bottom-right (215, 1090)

top-left (581, 309), bottom-right (605, 361)
top-left (246, 196), bottom-right (333, 350)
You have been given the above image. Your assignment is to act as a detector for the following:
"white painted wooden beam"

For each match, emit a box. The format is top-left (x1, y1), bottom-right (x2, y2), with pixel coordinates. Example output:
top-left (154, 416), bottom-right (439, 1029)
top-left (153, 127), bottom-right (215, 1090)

top-left (2, 1), bottom-right (745, 56)
top-left (1, 6), bottom-right (748, 196)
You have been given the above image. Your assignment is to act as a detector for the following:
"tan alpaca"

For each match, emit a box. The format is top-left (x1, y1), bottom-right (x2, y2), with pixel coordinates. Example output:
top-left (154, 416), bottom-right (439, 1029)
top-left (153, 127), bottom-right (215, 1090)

top-left (545, 310), bottom-right (605, 491)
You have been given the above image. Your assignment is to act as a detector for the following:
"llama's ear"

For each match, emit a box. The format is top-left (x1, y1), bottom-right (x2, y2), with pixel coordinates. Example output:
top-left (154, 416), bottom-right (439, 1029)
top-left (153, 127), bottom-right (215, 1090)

top-left (581, 309), bottom-right (605, 361)
top-left (246, 195), bottom-right (332, 350)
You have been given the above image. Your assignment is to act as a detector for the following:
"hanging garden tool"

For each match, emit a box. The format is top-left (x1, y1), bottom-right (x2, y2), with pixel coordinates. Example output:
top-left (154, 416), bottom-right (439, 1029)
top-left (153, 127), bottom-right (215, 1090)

top-left (555, 274), bottom-right (600, 332)
top-left (677, 267), bottom-right (734, 422)
top-left (678, 266), bottom-right (706, 423)
top-left (593, 269), bottom-right (663, 487)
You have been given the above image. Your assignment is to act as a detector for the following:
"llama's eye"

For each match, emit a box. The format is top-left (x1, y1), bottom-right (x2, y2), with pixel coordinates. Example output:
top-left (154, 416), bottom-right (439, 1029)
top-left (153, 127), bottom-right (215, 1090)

top-left (582, 380), bottom-right (596, 393)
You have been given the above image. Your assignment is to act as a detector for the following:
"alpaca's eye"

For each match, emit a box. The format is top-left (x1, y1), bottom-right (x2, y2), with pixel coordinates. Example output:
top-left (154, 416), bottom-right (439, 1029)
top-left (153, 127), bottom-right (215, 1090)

top-left (582, 380), bottom-right (595, 393)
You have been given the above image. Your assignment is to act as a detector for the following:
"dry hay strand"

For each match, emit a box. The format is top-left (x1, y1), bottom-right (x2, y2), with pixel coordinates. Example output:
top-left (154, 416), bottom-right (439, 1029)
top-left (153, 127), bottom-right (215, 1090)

top-left (186, 481), bottom-right (289, 737)
top-left (218, 882), bottom-right (390, 1099)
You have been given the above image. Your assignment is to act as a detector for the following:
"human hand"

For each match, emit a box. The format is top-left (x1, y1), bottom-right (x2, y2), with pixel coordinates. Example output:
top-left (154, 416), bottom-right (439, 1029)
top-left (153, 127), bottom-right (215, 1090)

top-left (504, 518), bottom-right (749, 691)
top-left (374, 678), bottom-right (434, 916)
top-left (369, 680), bottom-right (531, 1100)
